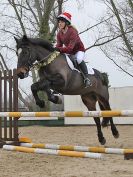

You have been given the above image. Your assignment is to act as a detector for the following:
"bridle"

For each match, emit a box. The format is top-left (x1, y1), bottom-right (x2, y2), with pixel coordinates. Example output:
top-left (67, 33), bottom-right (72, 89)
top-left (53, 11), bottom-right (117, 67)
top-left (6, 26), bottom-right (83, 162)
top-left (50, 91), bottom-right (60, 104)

top-left (17, 46), bottom-right (60, 71)
top-left (17, 46), bottom-right (33, 70)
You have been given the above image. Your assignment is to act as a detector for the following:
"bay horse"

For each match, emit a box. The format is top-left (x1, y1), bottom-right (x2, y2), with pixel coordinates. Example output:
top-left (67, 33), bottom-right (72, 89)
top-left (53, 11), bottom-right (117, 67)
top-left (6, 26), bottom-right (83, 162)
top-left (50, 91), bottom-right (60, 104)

top-left (15, 35), bottom-right (119, 145)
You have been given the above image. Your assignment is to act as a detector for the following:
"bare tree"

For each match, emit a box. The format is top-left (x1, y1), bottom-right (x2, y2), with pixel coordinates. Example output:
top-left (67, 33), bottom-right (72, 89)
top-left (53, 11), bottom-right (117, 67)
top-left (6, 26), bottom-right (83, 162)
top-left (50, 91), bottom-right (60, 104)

top-left (95, 0), bottom-right (133, 76)
top-left (0, 0), bottom-right (65, 110)
top-left (1, 0), bottom-right (132, 110)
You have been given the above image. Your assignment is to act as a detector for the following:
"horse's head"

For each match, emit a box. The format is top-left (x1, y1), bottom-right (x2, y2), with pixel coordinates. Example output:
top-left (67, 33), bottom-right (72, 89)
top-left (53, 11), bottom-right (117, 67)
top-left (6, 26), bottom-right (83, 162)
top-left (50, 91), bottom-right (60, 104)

top-left (15, 35), bottom-right (55, 79)
top-left (15, 35), bottom-right (38, 79)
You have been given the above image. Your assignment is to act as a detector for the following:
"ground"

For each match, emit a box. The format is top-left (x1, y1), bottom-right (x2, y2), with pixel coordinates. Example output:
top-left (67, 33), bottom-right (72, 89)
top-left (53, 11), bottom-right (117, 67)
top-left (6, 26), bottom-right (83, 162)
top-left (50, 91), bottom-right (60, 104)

top-left (0, 125), bottom-right (133, 177)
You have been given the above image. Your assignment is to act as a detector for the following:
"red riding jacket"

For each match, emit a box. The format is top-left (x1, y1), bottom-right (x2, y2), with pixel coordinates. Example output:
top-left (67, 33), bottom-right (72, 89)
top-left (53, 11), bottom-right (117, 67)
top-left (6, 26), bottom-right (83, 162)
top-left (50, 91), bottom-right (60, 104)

top-left (56, 26), bottom-right (85, 55)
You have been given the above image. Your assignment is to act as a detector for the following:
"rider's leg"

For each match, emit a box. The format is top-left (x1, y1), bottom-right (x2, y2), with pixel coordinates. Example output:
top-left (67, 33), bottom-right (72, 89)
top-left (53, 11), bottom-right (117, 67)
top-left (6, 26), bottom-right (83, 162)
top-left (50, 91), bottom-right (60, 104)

top-left (75, 51), bottom-right (92, 87)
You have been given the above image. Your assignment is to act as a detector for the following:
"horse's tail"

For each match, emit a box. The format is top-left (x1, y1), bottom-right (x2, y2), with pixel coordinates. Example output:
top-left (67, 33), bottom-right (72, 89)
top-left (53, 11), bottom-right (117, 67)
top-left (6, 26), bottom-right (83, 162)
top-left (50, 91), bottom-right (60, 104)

top-left (101, 72), bottom-right (109, 87)
top-left (93, 69), bottom-right (109, 87)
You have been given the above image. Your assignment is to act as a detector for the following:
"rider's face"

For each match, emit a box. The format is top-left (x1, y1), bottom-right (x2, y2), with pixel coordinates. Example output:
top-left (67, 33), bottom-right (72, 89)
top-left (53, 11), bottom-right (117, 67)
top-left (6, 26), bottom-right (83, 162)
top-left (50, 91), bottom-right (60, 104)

top-left (58, 20), bottom-right (66, 30)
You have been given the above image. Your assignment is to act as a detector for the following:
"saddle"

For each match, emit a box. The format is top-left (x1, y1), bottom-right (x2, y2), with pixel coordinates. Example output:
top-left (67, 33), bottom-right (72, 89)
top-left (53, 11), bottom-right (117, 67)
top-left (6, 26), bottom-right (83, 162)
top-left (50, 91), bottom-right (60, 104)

top-left (65, 54), bottom-right (94, 75)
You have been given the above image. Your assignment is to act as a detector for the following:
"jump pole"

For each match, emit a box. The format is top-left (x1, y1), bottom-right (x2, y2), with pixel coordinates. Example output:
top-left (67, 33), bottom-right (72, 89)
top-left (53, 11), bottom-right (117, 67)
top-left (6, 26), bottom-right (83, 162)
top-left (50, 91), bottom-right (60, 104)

top-left (3, 145), bottom-right (103, 159)
top-left (20, 143), bottom-right (133, 155)
top-left (0, 110), bottom-right (133, 117)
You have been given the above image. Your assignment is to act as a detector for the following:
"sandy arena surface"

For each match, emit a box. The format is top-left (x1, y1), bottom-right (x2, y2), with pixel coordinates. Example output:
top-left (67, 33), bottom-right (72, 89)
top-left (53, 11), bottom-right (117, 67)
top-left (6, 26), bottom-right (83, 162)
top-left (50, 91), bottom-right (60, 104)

top-left (0, 125), bottom-right (133, 177)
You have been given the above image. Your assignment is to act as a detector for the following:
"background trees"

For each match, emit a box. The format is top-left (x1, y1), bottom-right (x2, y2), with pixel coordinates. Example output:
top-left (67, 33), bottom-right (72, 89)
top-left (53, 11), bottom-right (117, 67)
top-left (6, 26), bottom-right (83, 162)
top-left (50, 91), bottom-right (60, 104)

top-left (0, 0), bottom-right (64, 110)
top-left (0, 0), bottom-right (132, 110)
top-left (95, 0), bottom-right (133, 76)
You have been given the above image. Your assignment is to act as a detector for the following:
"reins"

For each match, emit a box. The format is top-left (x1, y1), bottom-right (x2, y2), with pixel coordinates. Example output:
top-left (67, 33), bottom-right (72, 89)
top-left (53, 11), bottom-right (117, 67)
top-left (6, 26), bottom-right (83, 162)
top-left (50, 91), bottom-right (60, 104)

top-left (30, 51), bottom-right (60, 70)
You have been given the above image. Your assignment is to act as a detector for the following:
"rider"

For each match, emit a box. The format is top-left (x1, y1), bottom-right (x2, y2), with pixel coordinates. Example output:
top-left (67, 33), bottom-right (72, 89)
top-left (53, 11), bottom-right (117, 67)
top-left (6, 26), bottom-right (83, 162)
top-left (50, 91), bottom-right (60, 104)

top-left (55, 12), bottom-right (92, 87)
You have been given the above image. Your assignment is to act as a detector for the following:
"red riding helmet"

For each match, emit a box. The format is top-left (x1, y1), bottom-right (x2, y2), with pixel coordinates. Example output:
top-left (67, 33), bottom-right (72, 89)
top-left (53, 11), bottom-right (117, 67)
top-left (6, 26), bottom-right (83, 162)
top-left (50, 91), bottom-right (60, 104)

top-left (57, 12), bottom-right (71, 25)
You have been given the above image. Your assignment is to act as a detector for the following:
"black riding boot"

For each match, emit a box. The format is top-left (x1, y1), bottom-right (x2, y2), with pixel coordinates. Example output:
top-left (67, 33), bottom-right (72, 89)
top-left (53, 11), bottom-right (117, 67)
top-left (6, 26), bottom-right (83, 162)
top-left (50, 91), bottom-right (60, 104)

top-left (79, 61), bottom-right (92, 87)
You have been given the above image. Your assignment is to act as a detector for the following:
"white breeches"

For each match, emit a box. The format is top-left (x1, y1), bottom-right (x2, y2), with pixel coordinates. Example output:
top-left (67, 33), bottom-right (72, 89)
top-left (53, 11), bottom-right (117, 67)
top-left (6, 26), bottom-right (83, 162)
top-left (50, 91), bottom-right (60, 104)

top-left (74, 51), bottom-right (85, 64)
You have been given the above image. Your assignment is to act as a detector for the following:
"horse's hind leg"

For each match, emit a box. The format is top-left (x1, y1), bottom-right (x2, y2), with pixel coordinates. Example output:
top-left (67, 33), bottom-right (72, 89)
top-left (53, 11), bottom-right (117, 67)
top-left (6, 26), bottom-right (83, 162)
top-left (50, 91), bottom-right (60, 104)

top-left (81, 94), bottom-right (106, 145)
top-left (98, 102), bottom-right (110, 127)
top-left (98, 98), bottom-right (119, 139)
top-left (110, 117), bottom-right (119, 138)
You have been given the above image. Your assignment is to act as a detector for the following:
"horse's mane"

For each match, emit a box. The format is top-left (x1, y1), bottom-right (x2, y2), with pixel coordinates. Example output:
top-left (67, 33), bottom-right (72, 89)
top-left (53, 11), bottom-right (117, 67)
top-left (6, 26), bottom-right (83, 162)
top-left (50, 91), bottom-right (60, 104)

top-left (28, 38), bottom-right (55, 52)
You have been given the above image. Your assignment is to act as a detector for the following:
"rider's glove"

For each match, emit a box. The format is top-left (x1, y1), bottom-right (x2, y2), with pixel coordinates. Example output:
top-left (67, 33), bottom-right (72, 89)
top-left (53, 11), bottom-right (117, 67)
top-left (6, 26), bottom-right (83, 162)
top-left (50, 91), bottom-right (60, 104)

top-left (54, 47), bottom-right (60, 52)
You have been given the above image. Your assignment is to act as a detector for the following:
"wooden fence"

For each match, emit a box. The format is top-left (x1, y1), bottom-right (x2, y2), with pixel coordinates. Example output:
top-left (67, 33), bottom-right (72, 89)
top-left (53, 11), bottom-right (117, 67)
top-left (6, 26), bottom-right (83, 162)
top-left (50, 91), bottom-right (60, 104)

top-left (0, 69), bottom-right (18, 147)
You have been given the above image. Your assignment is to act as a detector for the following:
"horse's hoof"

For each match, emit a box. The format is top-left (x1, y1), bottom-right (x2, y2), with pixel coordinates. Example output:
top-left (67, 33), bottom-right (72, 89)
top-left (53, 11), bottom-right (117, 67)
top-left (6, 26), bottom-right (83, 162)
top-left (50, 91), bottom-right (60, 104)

top-left (49, 95), bottom-right (59, 104)
top-left (100, 137), bottom-right (106, 145)
top-left (113, 131), bottom-right (119, 139)
top-left (36, 100), bottom-right (45, 108)
top-left (54, 95), bottom-right (63, 104)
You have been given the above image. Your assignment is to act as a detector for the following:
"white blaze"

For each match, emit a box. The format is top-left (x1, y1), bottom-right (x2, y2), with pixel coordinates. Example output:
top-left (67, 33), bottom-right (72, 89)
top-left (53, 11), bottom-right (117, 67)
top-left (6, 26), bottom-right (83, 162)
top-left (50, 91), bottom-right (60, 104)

top-left (17, 48), bottom-right (22, 56)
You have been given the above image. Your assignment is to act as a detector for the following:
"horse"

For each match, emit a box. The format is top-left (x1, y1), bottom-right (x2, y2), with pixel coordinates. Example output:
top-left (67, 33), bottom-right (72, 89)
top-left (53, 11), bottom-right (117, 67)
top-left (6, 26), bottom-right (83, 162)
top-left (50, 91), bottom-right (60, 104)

top-left (15, 35), bottom-right (119, 145)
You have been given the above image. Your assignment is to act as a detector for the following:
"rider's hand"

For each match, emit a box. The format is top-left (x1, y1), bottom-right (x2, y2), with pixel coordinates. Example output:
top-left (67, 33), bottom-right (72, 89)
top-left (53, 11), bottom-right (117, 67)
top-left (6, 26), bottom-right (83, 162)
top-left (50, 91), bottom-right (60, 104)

top-left (54, 47), bottom-right (60, 52)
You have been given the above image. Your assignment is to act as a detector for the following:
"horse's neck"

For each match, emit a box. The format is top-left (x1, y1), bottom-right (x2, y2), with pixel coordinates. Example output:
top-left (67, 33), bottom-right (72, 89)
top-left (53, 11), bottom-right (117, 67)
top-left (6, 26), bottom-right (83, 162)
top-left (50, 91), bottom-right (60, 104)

top-left (37, 47), bottom-right (51, 62)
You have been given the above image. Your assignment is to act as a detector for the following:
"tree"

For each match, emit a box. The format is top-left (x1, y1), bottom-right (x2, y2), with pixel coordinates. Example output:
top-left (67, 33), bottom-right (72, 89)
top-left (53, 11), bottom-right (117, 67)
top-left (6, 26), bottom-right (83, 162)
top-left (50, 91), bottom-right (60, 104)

top-left (95, 0), bottom-right (133, 76)
top-left (1, 0), bottom-right (132, 111)
top-left (0, 0), bottom-right (65, 110)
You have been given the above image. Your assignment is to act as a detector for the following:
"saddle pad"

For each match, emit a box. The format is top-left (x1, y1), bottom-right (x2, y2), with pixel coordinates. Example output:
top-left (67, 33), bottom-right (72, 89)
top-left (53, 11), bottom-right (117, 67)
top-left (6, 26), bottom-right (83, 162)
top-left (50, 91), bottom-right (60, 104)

top-left (65, 54), bottom-right (94, 75)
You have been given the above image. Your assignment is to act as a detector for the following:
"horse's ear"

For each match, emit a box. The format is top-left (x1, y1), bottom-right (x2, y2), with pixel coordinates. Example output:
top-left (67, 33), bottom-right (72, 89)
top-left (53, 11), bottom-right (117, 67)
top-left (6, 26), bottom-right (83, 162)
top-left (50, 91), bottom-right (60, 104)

top-left (22, 35), bottom-right (29, 42)
top-left (14, 36), bottom-right (19, 44)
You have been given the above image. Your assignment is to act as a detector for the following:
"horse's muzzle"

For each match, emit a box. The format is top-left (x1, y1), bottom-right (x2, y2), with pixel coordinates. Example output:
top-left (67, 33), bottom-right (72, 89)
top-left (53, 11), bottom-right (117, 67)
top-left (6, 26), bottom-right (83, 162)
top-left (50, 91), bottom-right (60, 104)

top-left (17, 67), bottom-right (29, 79)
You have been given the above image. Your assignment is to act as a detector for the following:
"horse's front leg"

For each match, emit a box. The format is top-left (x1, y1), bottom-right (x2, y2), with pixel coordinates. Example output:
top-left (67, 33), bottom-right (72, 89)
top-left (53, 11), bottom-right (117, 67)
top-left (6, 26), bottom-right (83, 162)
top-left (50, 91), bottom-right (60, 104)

top-left (31, 80), bottom-right (55, 108)
top-left (31, 80), bottom-right (62, 108)
top-left (31, 80), bottom-right (50, 108)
